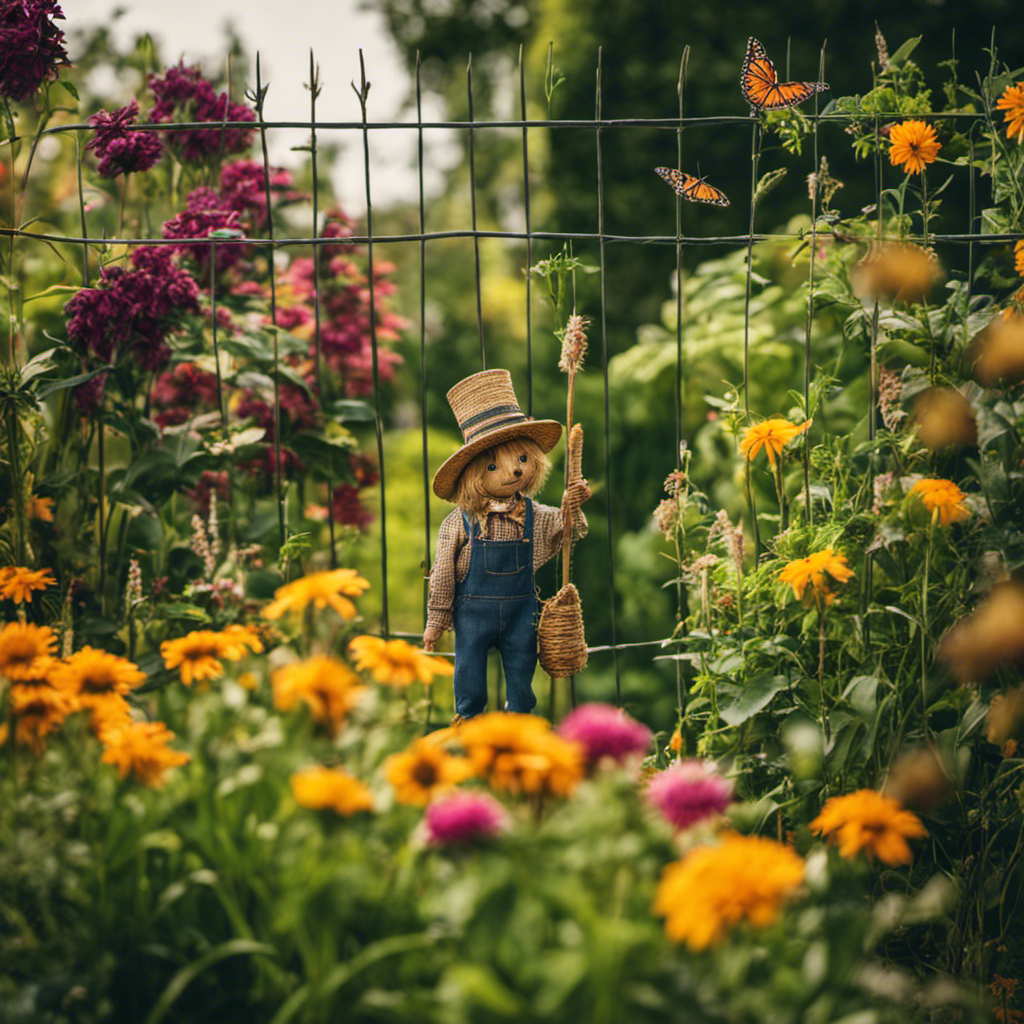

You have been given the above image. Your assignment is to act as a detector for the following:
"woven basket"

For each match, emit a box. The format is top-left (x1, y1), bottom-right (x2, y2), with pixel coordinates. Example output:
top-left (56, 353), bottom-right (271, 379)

top-left (538, 582), bottom-right (588, 678)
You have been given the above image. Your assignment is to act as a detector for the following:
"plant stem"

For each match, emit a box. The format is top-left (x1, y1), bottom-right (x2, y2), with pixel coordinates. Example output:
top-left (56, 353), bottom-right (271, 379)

top-left (921, 509), bottom-right (937, 740)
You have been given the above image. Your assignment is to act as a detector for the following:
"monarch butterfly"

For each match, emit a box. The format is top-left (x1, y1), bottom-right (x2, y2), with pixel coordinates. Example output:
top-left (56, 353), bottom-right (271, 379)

top-left (741, 37), bottom-right (828, 112)
top-left (654, 166), bottom-right (730, 207)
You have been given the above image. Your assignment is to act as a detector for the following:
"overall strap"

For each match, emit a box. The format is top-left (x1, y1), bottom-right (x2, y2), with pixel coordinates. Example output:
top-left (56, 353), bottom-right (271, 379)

top-left (523, 498), bottom-right (534, 541)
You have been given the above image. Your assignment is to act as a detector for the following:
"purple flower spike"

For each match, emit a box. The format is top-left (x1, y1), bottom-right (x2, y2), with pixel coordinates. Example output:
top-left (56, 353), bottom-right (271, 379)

top-left (645, 760), bottom-right (733, 831)
top-left (423, 791), bottom-right (508, 846)
top-left (557, 703), bottom-right (653, 766)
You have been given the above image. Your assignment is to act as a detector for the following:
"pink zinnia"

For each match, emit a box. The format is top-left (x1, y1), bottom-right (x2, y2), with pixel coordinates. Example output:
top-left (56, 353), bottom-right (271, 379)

top-left (557, 703), bottom-right (652, 765)
top-left (423, 791), bottom-right (508, 846)
top-left (645, 760), bottom-right (732, 830)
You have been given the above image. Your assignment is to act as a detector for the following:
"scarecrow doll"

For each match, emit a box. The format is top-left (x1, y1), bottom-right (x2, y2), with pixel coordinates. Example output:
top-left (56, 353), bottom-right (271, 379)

top-left (422, 369), bottom-right (590, 720)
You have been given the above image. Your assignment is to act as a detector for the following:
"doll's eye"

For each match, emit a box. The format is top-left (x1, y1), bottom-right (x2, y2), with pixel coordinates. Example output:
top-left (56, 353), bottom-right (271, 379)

top-left (487, 463), bottom-right (497, 472)
top-left (518, 453), bottom-right (528, 463)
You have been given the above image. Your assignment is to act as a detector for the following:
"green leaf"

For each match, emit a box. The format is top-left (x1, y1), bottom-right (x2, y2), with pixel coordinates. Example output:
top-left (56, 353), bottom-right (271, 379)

top-left (57, 79), bottom-right (79, 101)
top-left (35, 364), bottom-right (112, 401)
top-left (328, 398), bottom-right (376, 422)
top-left (887, 36), bottom-right (922, 67)
top-left (719, 673), bottom-right (789, 726)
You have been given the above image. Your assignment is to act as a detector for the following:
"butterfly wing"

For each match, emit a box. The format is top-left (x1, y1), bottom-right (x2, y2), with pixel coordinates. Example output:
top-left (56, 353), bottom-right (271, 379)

top-left (741, 36), bottom-right (829, 111)
top-left (654, 167), bottom-right (730, 207)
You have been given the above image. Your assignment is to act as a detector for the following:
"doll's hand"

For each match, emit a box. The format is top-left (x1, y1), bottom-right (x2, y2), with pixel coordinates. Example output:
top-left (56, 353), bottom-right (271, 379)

top-left (422, 626), bottom-right (443, 652)
top-left (567, 479), bottom-right (591, 506)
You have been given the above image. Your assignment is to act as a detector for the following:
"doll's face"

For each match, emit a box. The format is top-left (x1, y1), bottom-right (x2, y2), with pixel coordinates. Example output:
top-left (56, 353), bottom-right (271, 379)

top-left (461, 439), bottom-right (549, 503)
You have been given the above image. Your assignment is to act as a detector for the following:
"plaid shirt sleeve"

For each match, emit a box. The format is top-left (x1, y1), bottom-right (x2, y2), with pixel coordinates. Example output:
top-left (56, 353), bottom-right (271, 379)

top-left (531, 498), bottom-right (588, 569)
top-left (426, 509), bottom-right (466, 633)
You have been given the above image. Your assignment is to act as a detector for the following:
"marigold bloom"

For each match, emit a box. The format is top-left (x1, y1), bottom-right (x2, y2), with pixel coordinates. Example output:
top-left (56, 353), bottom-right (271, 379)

top-left (385, 738), bottom-right (475, 805)
top-left (348, 635), bottom-right (454, 686)
top-left (939, 582), bottom-right (1024, 684)
top-left (87, 692), bottom-right (134, 736)
top-left (968, 308), bottom-right (1024, 385)
top-left (29, 496), bottom-right (54, 521)
top-left (100, 721), bottom-right (190, 787)
top-left (52, 646), bottom-right (145, 710)
top-left (996, 81), bottom-right (1024, 144)
top-left (1016, 240), bottom-right (1024, 278)
top-left (653, 834), bottom-right (805, 950)
top-left (219, 622), bottom-right (264, 658)
top-left (778, 548), bottom-right (854, 603)
top-left (160, 630), bottom-right (231, 686)
top-left (811, 789), bottom-right (927, 865)
top-left (557, 703), bottom-right (652, 766)
top-left (911, 387), bottom-right (977, 449)
top-left (738, 418), bottom-right (811, 469)
top-left (262, 568), bottom-right (370, 621)
top-left (888, 120), bottom-right (941, 174)
top-left (423, 791), bottom-right (508, 846)
top-left (0, 566), bottom-right (55, 603)
top-left (290, 766), bottom-right (374, 815)
top-left (271, 656), bottom-right (365, 735)
top-left (852, 242), bottom-right (941, 304)
top-left (457, 712), bottom-right (584, 798)
top-left (0, 621), bottom-right (57, 681)
top-left (7, 682), bottom-right (77, 754)
top-left (908, 478), bottom-right (970, 527)
top-left (646, 760), bottom-right (733, 830)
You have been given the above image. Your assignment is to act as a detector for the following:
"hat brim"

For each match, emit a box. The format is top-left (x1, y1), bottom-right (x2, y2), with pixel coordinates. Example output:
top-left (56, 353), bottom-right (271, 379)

top-left (432, 419), bottom-right (563, 500)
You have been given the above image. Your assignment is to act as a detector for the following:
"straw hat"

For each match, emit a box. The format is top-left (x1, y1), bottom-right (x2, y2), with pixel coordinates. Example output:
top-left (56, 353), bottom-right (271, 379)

top-left (432, 369), bottom-right (562, 500)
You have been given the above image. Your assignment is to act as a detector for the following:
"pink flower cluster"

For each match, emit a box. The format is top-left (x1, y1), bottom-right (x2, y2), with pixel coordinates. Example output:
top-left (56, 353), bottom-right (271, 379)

top-left (557, 703), bottom-right (652, 766)
top-left (645, 760), bottom-right (733, 830)
top-left (0, 0), bottom-right (69, 102)
top-left (148, 62), bottom-right (255, 163)
top-left (151, 363), bottom-right (221, 428)
top-left (423, 791), bottom-right (508, 846)
top-left (86, 100), bottom-right (163, 178)
top-left (163, 186), bottom-right (247, 275)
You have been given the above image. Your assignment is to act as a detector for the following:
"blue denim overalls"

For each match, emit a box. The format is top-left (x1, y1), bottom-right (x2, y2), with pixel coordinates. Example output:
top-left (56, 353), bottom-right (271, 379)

top-left (453, 498), bottom-right (538, 717)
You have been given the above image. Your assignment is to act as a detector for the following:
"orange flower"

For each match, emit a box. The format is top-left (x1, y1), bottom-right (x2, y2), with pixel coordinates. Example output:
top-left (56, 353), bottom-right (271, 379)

top-left (29, 496), bottom-right (54, 522)
top-left (219, 622), bottom-right (264, 658)
top-left (811, 789), bottom-right (927, 865)
top-left (100, 721), bottom-right (190, 787)
top-left (0, 621), bottom-right (57, 681)
top-left (968, 308), bottom-right (1024, 385)
top-left (348, 635), bottom-right (454, 687)
top-left (290, 766), bottom-right (374, 815)
top-left (0, 566), bottom-right (55, 604)
top-left (161, 630), bottom-right (231, 686)
top-left (385, 738), bottom-right (475, 805)
top-left (262, 568), bottom-right (370, 621)
top-left (778, 548), bottom-right (854, 603)
top-left (52, 646), bottom-right (145, 711)
top-left (853, 242), bottom-right (942, 304)
top-left (738, 418), bottom-right (810, 469)
top-left (653, 833), bottom-right (805, 950)
top-left (1016, 239), bottom-right (1024, 278)
top-left (939, 581), bottom-right (1024, 684)
top-left (888, 120), bottom-right (940, 174)
top-left (996, 81), bottom-right (1024, 144)
top-left (271, 656), bottom-right (365, 735)
top-left (908, 478), bottom-right (970, 526)
top-left (6, 682), bottom-right (78, 754)
top-left (911, 387), bottom-right (977, 449)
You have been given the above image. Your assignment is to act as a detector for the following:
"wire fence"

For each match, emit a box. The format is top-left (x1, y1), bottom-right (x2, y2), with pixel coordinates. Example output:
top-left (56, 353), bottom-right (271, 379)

top-left (3, 43), bottom-right (1018, 713)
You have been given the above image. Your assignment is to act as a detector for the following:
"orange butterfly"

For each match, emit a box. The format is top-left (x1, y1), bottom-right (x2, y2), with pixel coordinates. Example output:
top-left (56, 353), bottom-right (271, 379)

top-left (741, 37), bottom-right (828, 111)
top-left (655, 167), bottom-right (730, 207)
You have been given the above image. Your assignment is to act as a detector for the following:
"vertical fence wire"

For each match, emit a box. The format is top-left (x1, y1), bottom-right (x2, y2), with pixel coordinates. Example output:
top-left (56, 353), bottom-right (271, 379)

top-left (467, 56), bottom-right (486, 368)
top-left (416, 53), bottom-right (432, 626)
top-left (595, 47), bottom-right (621, 704)
top-left (520, 46), bottom-right (534, 416)
top-left (356, 50), bottom-right (389, 638)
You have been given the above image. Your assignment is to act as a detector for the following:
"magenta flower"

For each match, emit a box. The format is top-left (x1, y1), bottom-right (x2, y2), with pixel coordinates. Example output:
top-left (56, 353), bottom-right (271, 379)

top-left (331, 484), bottom-right (372, 529)
top-left (424, 791), bottom-right (508, 846)
top-left (149, 62), bottom-right (256, 163)
top-left (0, 0), bottom-right (69, 102)
top-left (86, 100), bottom-right (163, 178)
top-left (162, 187), bottom-right (247, 275)
top-left (152, 362), bottom-right (221, 428)
top-left (558, 703), bottom-right (652, 766)
top-left (645, 760), bottom-right (733, 830)
top-left (220, 160), bottom-right (296, 228)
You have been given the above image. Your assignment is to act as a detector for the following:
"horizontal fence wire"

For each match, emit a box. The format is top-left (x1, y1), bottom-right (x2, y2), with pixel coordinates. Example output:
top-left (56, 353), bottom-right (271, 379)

top-left (9, 43), bottom-right (1024, 711)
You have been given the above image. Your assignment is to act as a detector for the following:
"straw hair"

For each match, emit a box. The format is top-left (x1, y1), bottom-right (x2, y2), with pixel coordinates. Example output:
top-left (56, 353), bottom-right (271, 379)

top-left (432, 369), bottom-right (562, 501)
top-left (454, 439), bottom-right (552, 516)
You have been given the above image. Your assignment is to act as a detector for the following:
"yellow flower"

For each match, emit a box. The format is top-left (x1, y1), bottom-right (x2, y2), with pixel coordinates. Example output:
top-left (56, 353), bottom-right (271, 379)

top-left (810, 789), bottom-right (927, 865)
top-left (968, 308), bottom-right (1024, 385)
top-left (738, 418), bottom-right (811, 469)
top-left (290, 766), bottom-right (374, 815)
top-left (939, 581), bottom-right (1024, 684)
top-left (220, 622), bottom-right (265, 658)
top-left (52, 646), bottom-right (145, 711)
top-left (0, 566), bottom-right (55, 604)
top-left (29, 496), bottom-right (54, 522)
top-left (778, 548), bottom-right (854, 603)
top-left (99, 721), bottom-right (190, 787)
top-left (911, 387), bottom-right (977, 449)
top-left (908, 478), bottom-right (970, 526)
top-left (7, 682), bottom-right (78, 754)
top-left (457, 712), bottom-right (584, 798)
top-left (888, 120), bottom-right (940, 174)
top-left (0, 621), bottom-right (57, 681)
top-left (348, 635), bottom-right (454, 687)
top-left (262, 568), bottom-right (370, 621)
top-left (161, 630), bottom-right (230, 686)
top-left (385, 738), bottom-right (475, 805)
top-left (996, 81), bottom-right (1024, 143)
top-left (87, 693), bottom-right (134, 736)
top-left (852, 242), bottom-right (942, 303)
top-left (1016, 240), bottom-right (1024, 278)
top-left (271, 656), bottom-right (366, 735)
top-left (652, 833), bottom-right (805, 950)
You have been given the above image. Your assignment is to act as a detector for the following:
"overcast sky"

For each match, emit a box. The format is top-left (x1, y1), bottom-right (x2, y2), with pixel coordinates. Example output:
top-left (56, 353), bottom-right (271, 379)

top-left (76, 0), bottom-right (454, 211)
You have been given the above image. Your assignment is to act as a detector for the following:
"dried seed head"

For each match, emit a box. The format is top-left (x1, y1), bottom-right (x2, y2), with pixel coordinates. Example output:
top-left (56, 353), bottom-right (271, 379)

top-left (559, 314), bottom-right (589, 374)
top-left (875, 22), bottom-right (890, 71)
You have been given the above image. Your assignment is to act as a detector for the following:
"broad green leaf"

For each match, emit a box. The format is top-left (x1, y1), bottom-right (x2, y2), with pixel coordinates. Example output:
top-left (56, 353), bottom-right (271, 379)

top-left (719, 673), bottom-right (789, 726)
